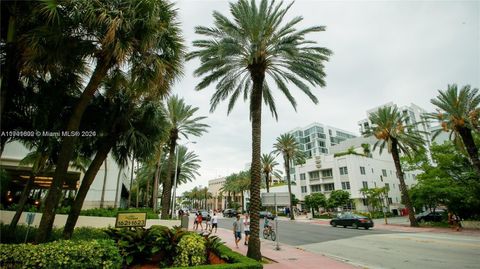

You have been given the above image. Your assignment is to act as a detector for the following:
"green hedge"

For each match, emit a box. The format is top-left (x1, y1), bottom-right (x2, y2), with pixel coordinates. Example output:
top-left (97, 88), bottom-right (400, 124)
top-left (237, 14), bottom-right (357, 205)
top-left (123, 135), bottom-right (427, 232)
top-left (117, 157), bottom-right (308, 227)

top-left (0, 239), bottom-right (122, 269)
top-left (80, 208), bottom-right (159, 219)
top-left (171, 244), bottom-right (262, 269)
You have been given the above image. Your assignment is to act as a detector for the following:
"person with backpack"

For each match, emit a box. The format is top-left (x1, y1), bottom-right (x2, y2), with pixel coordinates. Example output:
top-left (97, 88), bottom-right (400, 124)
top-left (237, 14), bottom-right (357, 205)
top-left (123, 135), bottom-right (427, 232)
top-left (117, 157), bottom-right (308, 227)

top-left (205, 213), bottom-right (212, 231)
top-left (211, 212), bottom-right (218, 233)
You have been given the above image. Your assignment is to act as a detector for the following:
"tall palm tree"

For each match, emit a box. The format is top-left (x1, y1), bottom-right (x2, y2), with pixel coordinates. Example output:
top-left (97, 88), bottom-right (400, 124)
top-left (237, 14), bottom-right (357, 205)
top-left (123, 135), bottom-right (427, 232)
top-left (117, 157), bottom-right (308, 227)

top-left (261, 153), bottom-right (282, 193)
top-left (273, 133), bottom-right (305, 220)
top-left (36, 0), bottom-right (184, 242)
top-left (364, 105), bottom-right (425, 227)
top-left (187, 0), bottom-right (331, 260)
top-left (160, 96), bottom-right (209, 219)
top-left (236, 170), bottom-right (251, 212)
top-left (428, 84), bottom-right (480, 177)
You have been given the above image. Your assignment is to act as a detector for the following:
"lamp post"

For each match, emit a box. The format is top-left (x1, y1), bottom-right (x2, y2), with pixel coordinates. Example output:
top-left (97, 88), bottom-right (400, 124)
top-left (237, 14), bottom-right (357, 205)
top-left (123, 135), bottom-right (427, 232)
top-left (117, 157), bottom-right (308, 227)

top-left (171, 141), bottom-right (196, 218)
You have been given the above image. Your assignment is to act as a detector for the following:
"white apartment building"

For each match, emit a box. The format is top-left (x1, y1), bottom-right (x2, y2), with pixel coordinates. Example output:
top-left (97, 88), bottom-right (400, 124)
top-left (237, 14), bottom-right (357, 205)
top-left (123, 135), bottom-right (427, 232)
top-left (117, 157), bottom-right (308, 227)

top-left (292, 136), bottom-right (419, 214)
top-left (1, 141), bottom-right (134, 209)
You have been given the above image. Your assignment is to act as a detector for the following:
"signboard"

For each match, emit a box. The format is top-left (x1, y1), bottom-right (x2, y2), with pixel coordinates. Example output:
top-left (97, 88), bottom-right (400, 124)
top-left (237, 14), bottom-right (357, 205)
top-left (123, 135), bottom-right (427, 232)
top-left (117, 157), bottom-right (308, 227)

top-left (261, 192), bottom-right (290, 206)
top-left (115, 212), bottom-right (147, 228)
top-left (26, 212), bottom-right (35, 225)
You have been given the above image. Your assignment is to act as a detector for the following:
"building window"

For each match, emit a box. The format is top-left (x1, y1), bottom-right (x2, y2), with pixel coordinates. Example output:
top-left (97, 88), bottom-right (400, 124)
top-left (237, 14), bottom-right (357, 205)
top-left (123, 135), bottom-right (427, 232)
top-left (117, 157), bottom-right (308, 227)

top-left (301, 186), bottom-right (307, 193)
top-left (310, 184), bottom-right (321, 193)
top-left (343, 202), bottom-right (356, 211)
top-left (309, 171), bottom-right (320, 181)
top-left (374, 182), bottom-right (377, 187)
top-left (362, 198), bottom-right (368, 206)
top-left (362, 181), bottom-right (368, 189)
top-left (341, 182), bottom-right (351, 190)
top-left (324, 183), bottom-right (335, 191)
top-left (382, 169), bottom-right (387, 177)
top-left (388, 198), bottom-right (393, 205)
top-left (392, 183), bottom-right (395, 189)
top-left (300, 173), bottom-right (306, 180)
top-left (321, 169), bottom-right (333, 178)
top-left (385, 183), bottom-right (390, 191)
top-left (339, 167), bottom-right (348, 175)
top-left (371, 168), bottom-right (374, 173)
top-left (360, 166), bottom-right (366, 175)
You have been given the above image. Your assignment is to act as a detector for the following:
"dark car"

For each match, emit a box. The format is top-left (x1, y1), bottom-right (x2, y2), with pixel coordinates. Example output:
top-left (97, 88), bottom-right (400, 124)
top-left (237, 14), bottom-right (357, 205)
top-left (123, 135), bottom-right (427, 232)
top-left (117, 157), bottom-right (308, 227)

top-left (199, 210), bottom-right (209, 220)
top-left (415, 210), bottom-right (445, 222)
top-left (330, 213), bottom-right (374, 229)
top-left (223, 209), bottom-right (238, 218)
top-left (259, 211), bottom-right (275, 220)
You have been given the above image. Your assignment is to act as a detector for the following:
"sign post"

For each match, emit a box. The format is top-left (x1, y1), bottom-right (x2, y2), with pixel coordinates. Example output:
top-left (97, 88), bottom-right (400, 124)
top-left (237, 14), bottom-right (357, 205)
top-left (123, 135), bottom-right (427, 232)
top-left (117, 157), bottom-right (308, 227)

top-left (261, 192), bottom-right (290, 251)
top-left (24, 212), bottom-right (35, 243)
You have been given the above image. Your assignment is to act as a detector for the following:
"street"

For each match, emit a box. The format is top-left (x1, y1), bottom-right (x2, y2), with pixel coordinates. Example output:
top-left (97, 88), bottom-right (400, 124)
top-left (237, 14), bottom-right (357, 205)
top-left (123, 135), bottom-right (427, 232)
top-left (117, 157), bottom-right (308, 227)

top-left (216, 217), bottom-right (480, 269)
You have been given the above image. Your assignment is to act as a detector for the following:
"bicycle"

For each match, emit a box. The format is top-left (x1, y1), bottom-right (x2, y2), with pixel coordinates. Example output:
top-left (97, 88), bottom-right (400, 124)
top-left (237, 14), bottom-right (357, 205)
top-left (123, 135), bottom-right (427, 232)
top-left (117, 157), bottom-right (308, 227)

top-left (262, 226), bottom-right (276, 241)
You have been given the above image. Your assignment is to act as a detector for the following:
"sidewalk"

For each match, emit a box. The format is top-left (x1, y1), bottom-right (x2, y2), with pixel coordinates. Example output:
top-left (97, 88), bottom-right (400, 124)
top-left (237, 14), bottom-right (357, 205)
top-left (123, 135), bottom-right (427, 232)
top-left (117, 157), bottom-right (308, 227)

top-left (197, 227), bottom-right (357, 269)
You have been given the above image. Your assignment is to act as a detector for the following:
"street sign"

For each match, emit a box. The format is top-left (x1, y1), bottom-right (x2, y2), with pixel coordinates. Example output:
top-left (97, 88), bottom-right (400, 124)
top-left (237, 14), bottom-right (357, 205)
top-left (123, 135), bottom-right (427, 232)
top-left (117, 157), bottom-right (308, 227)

top-left (115, 212), bottom-right (147, 228)
top-left (26, 212), bottom-right (35, 225)
top-left (261, 192), bottom-right (290, 206)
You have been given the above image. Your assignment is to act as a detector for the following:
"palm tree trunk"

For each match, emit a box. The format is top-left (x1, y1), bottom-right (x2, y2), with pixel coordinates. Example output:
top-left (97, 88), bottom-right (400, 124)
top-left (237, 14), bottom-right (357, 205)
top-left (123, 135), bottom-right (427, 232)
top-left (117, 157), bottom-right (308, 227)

top-left (265, 172), bottom-right (270, 193)
top-left (458, 127), bottom-right (480, 177)
top-left (136, 180), bottom-right (140, 208)
top-left (391, 139), bottom-right (418, 227)
top-left (99, 160), bottom-right (108, 208)
top-left (114, 167), bottom-right (122, 209)
top-left (284, 158), bottom-right (295, 220)
top-left (246, 72), bottom-right (263, 261)
top-left (9, 174), bottom-right (35, 231)
top-left (36, 58), bottom-right (111, 243)
top-left (161, 136), bottom-right (177, 219)
top-left (128, 156), bottom-right (134, 208)
top-left (63, 139), bottom-right (114, 239)
top-left (145, 175), bottom-right (150, 207)
top-left (153, 158), bottom-right (162, 211)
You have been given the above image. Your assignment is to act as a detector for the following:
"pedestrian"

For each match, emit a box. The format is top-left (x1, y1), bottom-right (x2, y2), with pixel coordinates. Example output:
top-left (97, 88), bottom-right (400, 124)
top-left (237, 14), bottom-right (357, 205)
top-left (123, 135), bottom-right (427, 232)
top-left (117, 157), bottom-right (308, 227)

top-left (193, 213), bottom-right (198, 230)
top-left (233, 214), bottom-right (242, 248)
top-left (211, 212), bottom-right (218, 233)
top-left (206, 213), bottom-right (212, 231)
top-left (454, 213), bottom-right (462, 231)
top-left (196, 212), bottom-right (204, 231)
top-left (243, 213), bottom-right (250, 245)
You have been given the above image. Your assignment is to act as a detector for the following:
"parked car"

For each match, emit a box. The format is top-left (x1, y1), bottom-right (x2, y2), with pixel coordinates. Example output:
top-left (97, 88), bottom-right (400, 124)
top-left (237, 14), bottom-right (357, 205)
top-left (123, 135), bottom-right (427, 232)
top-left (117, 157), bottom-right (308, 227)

top-left (415, 210), bottom-right (445, 222)
top-left (259, 211), bottom-right (275, 220)
top-left (330, 213), bottom-right (374, 229)
top-left (223, 209), bottom-right (238, 218)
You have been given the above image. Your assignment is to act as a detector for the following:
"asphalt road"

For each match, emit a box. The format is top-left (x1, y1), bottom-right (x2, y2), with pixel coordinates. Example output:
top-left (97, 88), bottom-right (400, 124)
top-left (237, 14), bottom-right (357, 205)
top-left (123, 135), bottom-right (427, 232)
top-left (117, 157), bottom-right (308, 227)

top-left (217, 217), bottom-right (480, 269)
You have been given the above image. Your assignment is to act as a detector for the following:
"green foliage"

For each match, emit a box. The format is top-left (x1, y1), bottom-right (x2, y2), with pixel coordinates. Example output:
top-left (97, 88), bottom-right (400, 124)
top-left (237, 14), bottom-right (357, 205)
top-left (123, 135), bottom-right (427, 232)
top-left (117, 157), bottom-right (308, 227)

top-left (304, 193), bottom-right (327, 217)
top-left (0, 224), bottom-right (108, 244)
top-left (0, 239), bottom-right (121, 269)
top-left (172, 244), bottom-right (262, 269)
top-left (354, 211), bottom-right (393, 219)
top-left (80, 208), bottom-right (159, 219)
top-left (359, 187), bottom-right (389, 213)
top-left (333, 146), bottom-right (366, 157)
top-left (173, 233), bottom-right (207, 267)
top-left (327, 190), bottom-right (351, 210)
top-left (151, 226), bottom-right (187, 267)
top-left (203, 234), bottom-right (225, 258)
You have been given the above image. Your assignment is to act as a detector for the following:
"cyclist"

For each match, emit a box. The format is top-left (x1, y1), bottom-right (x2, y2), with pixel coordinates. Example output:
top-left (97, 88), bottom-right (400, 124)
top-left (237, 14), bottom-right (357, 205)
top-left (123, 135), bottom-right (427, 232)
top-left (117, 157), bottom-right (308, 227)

top-left (263, 216), bottom-right (272, 234)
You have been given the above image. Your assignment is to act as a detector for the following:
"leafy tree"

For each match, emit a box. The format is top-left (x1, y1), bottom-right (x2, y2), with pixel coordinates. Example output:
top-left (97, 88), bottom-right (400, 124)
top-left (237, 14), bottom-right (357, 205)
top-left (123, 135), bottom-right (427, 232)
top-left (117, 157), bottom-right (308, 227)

top-left (326, 190), bottom-right (351, 211)
top-left (187, 0), bottom-right (331, 260)
top-left (273, 133), bottom-right (305, 220)
top-left (160, 96), bottom-right (208, 219)
top-left (360, 187), bottom-right (388, 214)
top-left (35, 0), bottom-right (184, 242)
top-left (363, 105), bottom-right (425, 227)
top-left (261, 153), bottom-right (282, 193)
top-left (304, 193), bottom-right (327, 218)
top-left (427, 84), bottom-right (480, 177)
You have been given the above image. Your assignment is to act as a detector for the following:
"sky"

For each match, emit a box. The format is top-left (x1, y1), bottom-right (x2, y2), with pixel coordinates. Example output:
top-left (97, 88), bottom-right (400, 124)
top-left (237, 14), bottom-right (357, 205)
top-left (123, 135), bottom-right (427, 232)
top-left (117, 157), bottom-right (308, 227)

top-left (172, 0), bottom-right (480, 194)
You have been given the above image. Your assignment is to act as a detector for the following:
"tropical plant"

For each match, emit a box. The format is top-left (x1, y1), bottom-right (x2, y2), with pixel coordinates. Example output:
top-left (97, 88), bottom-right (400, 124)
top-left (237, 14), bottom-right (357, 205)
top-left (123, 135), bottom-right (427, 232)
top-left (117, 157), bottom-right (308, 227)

top-left (333, 146), bottom-right (366, 157)
top-left (160, 95), bottom-right (209, 219)
top-left (261, 153), bottom-right (282, 193)
top-left (427, 84), bottom-right (480, 177)
top-left (173, 233), bottom-right (207, 267)
top-left (326, 190), bottom-right (351, 211)
top-left (187, 0), bottom-right (331, 260)
top-left (273, 133), bottom-right (305, 220)
top-left (304, 193), bottom-right (327, 218)
top-left (36, 0), bottom-right (184, 243)
top-left (363, 105), bottom-right (425, 227)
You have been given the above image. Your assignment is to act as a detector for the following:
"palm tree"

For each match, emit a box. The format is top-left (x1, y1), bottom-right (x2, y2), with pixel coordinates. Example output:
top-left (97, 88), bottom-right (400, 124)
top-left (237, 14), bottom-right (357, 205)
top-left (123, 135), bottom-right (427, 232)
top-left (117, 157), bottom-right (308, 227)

top-left (273, 133), bottom-right (305, 220)
top-left (187, 0), bottom-right (331, 260)
top-left (36, 0), bottom-right (184, 242)
top-left (160, 96), bottom-right (208, 219)
top-left (261, 153), bottom-right (282, 193)
top-left (428, 84), bottom-right (480, 177)
top-left (236, 170), bottom-right (251, 212)
top-left (364, 105), bottom-right (425, 227)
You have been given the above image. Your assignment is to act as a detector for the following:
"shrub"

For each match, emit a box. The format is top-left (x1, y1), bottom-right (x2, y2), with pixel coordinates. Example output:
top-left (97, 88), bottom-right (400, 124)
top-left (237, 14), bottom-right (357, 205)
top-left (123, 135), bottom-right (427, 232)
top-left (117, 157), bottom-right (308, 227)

top-left (173, 233), bottom-right (207, 267)
top-left (171, 244), bottom-right (262, 269)
top-left (0, 239), bottom-right (121, 269)
top-left (150, 225), bottom-right (187, 267)
top-left (80, 207), bottom-right (159, 219)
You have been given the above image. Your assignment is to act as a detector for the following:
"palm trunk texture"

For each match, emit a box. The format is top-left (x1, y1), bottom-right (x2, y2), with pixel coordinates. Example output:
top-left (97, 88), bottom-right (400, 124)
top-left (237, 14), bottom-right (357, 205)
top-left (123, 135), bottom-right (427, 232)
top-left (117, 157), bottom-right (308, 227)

top-left (36, 59), bottom-right (110, 243)
top-left (458, 127), bottom-right (480, 177)
top-left (391, 139), bottom-right (418, 227)
top-left (246, 71), bottom-right (264, 261)
top-left (284, 158), bottom-right (295, 220)
top-left (161, 135), bottom-right (177, 219)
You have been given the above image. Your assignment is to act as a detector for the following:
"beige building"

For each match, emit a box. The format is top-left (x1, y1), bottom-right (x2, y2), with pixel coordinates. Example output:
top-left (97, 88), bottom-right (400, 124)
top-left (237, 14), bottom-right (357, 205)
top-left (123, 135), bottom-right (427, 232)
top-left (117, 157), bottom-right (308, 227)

top-left (207, 176), bottom-right (242, 211)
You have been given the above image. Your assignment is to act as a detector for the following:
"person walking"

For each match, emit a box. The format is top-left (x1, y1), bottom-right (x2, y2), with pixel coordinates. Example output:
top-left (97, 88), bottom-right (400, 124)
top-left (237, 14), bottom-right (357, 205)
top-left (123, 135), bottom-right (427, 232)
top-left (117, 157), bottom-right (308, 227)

top-left (205, 213), bottom-right (212, 231)
top-left (211, 212), bottom-right (218, 233)
top-left (243, 213), bottom-right (250, 245)
top-left (196, 212), bottom-right (203, 231)
top-left (233, 214), bottom-right (242, 248)
top-left (193, 213), bottom-right (199, 230)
